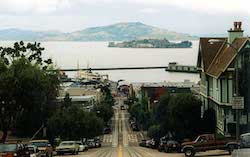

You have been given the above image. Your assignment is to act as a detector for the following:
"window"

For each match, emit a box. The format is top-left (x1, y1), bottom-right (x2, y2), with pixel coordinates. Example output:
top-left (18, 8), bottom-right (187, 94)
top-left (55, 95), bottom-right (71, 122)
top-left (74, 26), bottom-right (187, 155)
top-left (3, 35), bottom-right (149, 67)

top-left (222, 79), bottom-right (228, 103)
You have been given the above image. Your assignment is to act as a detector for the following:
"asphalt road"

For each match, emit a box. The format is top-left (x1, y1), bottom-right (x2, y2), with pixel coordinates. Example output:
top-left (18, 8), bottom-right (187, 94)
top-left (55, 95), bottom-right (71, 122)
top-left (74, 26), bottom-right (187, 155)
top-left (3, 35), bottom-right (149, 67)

top-left (56, 97), bottom-right (231, 157)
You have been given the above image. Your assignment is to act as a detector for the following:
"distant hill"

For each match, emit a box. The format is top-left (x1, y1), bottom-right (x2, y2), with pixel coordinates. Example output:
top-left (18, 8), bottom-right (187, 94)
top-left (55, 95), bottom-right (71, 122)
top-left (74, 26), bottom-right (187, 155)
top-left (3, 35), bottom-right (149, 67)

top-left (0, 28), bottom-right (61, 41)
top-left (0, 22), bottom-right (197, 41)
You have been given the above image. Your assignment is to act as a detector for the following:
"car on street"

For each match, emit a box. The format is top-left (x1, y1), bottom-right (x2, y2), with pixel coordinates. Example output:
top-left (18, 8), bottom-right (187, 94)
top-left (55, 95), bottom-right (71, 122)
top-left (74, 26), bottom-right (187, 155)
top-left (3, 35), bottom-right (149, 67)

top-left (139, 139), bottom-right (147, 147)
top-left (240, 133), bottom-right (250, 148)
top-left (120, 105), bottom-right (125, 110)
top-left (75, 141), bottom-right (88, 152)
top-left (29, 140), bottom-right (53, 157)
top-left (139, 139), bottom-right (151, 148)
top-left (158, 140), bottom-right (181, 153)
top-left (103, 127), bottom-right (112, 134)
top-left (94, 138), bottom-right (102, 147)
top-left (27, 145), bottom-right (42, 157)
top-left (56, 141), bottom-right (79, 155)
top-left (181, 134), bottom-right (239, 157)
top-left (0, 142), bottom-right (30, 157)
top-left (87, 139), bottom-right (101, 148)
top-left (148, 138), bottom-right (159, 149)
top-left (87, 139), bottom-right (95, 148)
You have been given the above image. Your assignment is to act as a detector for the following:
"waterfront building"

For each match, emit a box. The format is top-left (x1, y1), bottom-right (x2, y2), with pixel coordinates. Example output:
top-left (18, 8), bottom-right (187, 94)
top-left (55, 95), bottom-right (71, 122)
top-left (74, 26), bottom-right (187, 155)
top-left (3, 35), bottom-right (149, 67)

top-left (134, 80), bottom-right (197, 110)
top-left (197, 22), bottom-right (250, 136)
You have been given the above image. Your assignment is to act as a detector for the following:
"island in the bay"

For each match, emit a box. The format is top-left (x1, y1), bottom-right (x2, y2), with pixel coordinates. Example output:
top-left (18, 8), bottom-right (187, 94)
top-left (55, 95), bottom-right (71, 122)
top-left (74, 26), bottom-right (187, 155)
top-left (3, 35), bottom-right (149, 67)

top-left (108, 39), bottom-right (192, 48)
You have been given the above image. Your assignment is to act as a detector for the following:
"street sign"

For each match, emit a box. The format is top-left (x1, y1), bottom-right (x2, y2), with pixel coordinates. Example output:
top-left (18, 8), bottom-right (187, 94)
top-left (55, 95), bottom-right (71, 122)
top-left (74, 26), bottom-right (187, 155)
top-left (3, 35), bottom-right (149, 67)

top-left (232, 96), bottom-right (244, 109)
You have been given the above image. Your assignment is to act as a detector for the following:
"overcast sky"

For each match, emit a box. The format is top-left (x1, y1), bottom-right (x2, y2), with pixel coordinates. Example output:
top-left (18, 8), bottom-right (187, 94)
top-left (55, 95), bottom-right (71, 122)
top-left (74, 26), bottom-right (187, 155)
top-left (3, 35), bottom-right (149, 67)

top-left (1, 0), bottom-right (250, 35)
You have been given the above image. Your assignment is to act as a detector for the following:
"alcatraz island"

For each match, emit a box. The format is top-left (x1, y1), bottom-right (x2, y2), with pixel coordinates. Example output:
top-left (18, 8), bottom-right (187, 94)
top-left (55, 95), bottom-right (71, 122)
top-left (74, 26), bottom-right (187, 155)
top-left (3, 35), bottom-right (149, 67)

top-left (108, 39), bottom-right (192, 48)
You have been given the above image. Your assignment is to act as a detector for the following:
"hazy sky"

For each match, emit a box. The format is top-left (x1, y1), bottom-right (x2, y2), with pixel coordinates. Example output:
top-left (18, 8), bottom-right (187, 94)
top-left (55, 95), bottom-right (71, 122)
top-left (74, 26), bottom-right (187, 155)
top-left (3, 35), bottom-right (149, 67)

top-left (1, 0), bottom-right (250, 35)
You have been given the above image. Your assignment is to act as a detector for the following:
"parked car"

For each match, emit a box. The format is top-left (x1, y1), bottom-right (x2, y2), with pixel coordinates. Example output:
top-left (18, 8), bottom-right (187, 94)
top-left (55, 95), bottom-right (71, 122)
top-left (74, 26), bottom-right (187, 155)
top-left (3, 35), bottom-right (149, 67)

top-left (159, 140), bottom-right (181, 153)
top-left (29, 140), bottom-right (53, 157)
top-left (131, 123), bottom-right (139, 131)
top-left (120, 105), bottom-right (125, 110)
top-left (75, 141), bottom-right (88, 152)
top-left (82, 141), bottom-right (89, 151)
top-left (181, 134), bottom-right (239, 157)
top-left (139, 139), bottom-right (151, 148)
top-left (56, 141), bottom-right (79, 155)
top-left (240, 133), bottom-right (250, 148)
top-left (103, 127), bottom-right (112, 134)
top-left (0, 142), bottom-right (30, 157)
top-left (27, 145), bottom-right (42, 157)
top-left (149, 138), bottom-right (159, 149)
top-left (139, 140), bottom-right (147, 147)
top-left (87, 139), bottom-right (96, 148)
top-left (94, 138), bottom-right (101, 147)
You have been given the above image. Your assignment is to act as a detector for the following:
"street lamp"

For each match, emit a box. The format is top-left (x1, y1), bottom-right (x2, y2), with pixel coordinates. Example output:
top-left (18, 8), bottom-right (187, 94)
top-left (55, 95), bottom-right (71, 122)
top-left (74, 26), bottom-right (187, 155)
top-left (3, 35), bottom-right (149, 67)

top-left (209, 39), bottom-right (242, 141)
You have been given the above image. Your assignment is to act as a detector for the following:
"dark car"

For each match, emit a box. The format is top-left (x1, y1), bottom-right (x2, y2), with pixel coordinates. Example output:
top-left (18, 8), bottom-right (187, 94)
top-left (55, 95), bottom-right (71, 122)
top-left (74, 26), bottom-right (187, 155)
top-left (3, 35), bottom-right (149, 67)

top-left (94, 138), bottom-right (101, 148)
top-left (158, 135), bottom-right (180, 153)
top-left (120, 105), bottom-right (125, 110)
top-left (27, 145), bottom-right (42, 157)
top-left (87, 138), bottom-right (101, 148)
top-left (139, 140), bottom-right (147, 147)
top-left (149, 138), bottom-right (159, 149)
top-left (162, 140), bottom-right (181, 153)
top-left (103, 127), bottom-right (112, 134)
top-left (139, 139), bottom-right (151, 148)
top-left (87, 139), bottom-right (96, 148)
top-left (0, 142), bottom-right (30, 157)
top-left (131, 123), bottom-right (139, 131)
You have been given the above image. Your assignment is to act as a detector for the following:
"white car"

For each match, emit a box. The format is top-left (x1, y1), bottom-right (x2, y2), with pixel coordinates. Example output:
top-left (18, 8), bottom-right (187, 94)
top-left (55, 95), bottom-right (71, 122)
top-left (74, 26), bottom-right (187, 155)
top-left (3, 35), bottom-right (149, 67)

top-left (76, 141), bottom-right (88, 152)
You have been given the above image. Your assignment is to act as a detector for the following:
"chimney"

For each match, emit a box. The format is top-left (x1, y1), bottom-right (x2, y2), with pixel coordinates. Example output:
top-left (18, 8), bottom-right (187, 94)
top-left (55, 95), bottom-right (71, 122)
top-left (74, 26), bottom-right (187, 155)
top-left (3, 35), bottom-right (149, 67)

top-left (228, 21), bottom-right (244, 44)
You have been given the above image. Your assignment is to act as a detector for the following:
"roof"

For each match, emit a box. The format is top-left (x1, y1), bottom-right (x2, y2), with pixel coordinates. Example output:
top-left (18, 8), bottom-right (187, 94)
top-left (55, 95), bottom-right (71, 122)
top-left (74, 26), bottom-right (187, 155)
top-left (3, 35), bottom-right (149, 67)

top-left (134, 80), bottom-right (197, 88)
top-left (240, 133), bottom-right (250, 136)
top-left (198, 38), bottom-right (227, 71)
top-left (207, 37), bottom-right (249, 78)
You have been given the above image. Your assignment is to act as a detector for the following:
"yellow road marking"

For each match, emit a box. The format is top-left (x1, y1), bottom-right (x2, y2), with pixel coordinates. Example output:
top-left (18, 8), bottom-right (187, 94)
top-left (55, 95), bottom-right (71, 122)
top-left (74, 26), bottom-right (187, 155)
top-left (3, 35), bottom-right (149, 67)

top-left (118, 145), bottom-right (123, 157)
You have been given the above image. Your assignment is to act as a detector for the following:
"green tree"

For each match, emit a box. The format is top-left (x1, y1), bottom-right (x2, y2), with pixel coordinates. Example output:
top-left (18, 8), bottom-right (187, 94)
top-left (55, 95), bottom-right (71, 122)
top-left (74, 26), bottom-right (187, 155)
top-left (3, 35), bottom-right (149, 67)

top-left (100, 85), bottom-right (115, 106)
top-left (0, 41), bottom-right (60, 142)
top-left (128, 97), bottom-right (152, 130)
top-left (93, 103), bottom-right (113, 124)
top-left (155, 94), bottom-right (171, 134)
top-left (62, 93), bottom-right (72, 109)
top-left (48, 105), bottom-right (104, 140)
top-left (93, 85), bottom-right (115, 124)
top-left (154, 93), bottom-right (202, 140)
top-left (148, 125), bottom-right (160, 139)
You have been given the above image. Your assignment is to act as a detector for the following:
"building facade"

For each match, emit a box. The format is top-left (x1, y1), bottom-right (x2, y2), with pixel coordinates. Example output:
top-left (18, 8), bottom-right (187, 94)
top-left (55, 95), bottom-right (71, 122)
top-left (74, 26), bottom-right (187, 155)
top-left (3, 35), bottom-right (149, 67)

top-left (138, 81), bottom-right (195, 110)
top-left (197, 22), bottom-right (250, 136)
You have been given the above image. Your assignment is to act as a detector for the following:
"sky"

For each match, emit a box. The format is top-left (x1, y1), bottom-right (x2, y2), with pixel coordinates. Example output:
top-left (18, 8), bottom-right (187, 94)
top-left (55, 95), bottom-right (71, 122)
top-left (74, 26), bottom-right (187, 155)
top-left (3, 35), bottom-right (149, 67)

top-left (1, 0), bottom-right (250, 35)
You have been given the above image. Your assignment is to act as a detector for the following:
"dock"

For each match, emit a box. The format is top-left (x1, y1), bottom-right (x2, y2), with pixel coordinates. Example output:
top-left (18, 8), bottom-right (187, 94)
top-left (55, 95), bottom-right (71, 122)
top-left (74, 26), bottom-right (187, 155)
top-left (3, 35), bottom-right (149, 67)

top-left (58, 63), bottom-right (199, 74)
top-left (165, 62), bottom-right (198, 73)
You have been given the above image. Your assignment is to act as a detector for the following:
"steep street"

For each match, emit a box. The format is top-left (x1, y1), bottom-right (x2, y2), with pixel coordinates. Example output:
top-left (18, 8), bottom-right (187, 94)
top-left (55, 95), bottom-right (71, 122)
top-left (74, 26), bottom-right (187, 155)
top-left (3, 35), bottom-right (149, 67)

top-left (56, 97), bottom-right (231, 157)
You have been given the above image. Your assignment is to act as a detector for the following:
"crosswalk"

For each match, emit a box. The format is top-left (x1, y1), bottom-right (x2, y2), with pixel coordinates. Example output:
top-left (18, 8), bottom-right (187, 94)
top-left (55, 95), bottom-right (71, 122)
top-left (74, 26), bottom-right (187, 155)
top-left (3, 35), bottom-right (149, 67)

top-left (102, 134), bottom-right (138, 144)
top-left (102, 134), bottom-right (113, 143)
top-left (128, 134), bottom-right (138, 143)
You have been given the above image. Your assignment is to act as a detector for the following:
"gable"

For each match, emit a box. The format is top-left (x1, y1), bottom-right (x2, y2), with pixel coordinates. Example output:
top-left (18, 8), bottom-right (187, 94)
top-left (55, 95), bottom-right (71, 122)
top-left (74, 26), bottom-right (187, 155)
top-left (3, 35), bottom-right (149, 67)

top-left (207, 38), bottom-right (249, 78)
top-left (198, 38), bottom-right (227, 72)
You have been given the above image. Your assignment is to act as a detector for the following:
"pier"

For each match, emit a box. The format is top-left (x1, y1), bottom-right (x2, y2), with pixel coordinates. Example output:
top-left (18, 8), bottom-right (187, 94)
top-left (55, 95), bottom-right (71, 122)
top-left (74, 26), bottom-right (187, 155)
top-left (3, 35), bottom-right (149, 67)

top-left (58, 63), bottom-right (199, 74)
